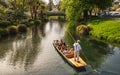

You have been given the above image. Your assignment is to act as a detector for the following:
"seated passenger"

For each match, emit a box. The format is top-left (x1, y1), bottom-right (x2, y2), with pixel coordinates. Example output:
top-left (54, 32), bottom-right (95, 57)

top-left (54, 40), bottom-right (59, 46)
top-left (60, 44), bottom-right (67, 52)
top-left (63, 50), bottom-right (68, 54)
top-left (65, 48), bottom-right (74, 58)
top-left (59, 39), bottom-right (66, 46)
top-left (63, 45), bottom-right (70, 54)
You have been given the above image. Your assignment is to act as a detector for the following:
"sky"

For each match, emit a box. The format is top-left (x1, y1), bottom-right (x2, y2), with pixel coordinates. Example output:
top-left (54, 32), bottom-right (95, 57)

top-left (43, 0), bottom-right (49, 4)
top-left (43, 0), bottom-right (61, 5)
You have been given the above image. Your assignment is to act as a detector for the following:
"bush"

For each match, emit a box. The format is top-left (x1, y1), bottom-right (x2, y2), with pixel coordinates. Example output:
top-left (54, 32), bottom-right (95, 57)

top-left (20, 20), bottom-right (30, 26)
top-left (8, 26), bottom-right (18, 35)
top-left (18, 24), bottom-right (27, 33)
top-left (29, 21), bottom-right (34, 26)
top-left (0, 21), bottom-right (11, 28)
top-left (76, 25), bottom-right (92, 35)
top-left (0, 28), bottom-right (9, 37)
top-left (34, 20), bottom-right (41, 26)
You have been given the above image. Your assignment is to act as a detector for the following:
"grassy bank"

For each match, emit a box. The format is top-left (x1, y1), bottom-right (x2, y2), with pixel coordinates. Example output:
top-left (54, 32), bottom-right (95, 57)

top-left (88, 19), bottom-right (120, 44)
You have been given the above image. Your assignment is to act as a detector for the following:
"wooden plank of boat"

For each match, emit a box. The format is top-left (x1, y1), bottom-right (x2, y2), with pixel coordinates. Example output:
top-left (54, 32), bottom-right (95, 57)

top-left (68, 57), bottom-right (87, 68)
top-left (53, 43), bottom-right (87, 68)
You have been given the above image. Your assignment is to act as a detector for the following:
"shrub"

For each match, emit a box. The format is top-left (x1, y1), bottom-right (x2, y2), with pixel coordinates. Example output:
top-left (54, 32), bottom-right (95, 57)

top-left (29, 21), bottom-right (34, 26)
top-left (18, 24), bottom-right (27, 33)
top-left (8, 26), bottom-right (18, 35)
top-left (76, 25), bottom-right (92, 35)
top-left (0, 21), bottom-right (11, 28)
top-left (87, 24), bottom-right (93, 31)
top-left (0, 28), bottom-right (9, 37)
top-left (34, 20), bottom-right (41, 26)
top-left (20, 20), bottom-right (30, 26)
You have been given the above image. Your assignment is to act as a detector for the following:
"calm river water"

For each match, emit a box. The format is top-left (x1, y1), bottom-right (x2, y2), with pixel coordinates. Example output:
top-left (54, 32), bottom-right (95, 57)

top-left (0, 20), bottom-right (120, 75)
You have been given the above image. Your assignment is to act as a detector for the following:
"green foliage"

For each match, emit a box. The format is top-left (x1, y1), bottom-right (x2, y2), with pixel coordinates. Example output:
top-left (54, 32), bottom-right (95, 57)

top-left (20, 19), bottom-right (35, 27)
top-left (18, 24), bottom-right (27, 33)
top-left (49, 16), bottom-right (59, 20)
top-left (61, 0), bottom-right (82, 22)
top-left (0, 28), bottom-right (9, 37)
top-left (89, 20), bottom-right (120, 43)
top-left (20, 19), bottom-right (31, 27)
top-left (0, 21), bottom-right (11, 28)
top-left (0, 0), bottom-right (8, 8)
top-left (28, 0), bottom-right (46, 20)
top-left (67, 21), bottom-right (77, 31)
top-left (94, 0), bottom-right (113, 10)
top-left (6, 0), bottom-right (28, 21)
top-left (29, 21), bottom-right (34, 26)
top-left (14, 11), bottom-right (27, 20)
top-left (61, 0), bottom-right (113, 22)
top-left (34, 20), bottom-right (41, 26)
top-left (8, 26), bottom-right (18, 35)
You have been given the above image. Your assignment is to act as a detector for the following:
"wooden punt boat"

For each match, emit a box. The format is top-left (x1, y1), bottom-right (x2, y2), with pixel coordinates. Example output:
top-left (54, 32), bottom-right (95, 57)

top-left (53, 42), bottom-right (87, 68)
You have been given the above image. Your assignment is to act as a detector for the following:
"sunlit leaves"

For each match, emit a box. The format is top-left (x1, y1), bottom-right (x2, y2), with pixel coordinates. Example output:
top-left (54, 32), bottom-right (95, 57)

top-left (90, 20), bottom-right (120, 43)
top-left (61, 0), bottom-right (82, 22)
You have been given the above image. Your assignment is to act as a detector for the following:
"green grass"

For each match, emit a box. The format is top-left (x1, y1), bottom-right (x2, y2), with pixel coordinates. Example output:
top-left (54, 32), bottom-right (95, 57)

top-left (88, 19), bottom-right (120, 44)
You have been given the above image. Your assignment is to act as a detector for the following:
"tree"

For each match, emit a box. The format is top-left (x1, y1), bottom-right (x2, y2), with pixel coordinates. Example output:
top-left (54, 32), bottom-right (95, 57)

top-left (0, 0), bottom-right (8, 8)
top-left (0, 0), bottom-right (9, 20)
top-left (8, 0), bottom-right (29, 22)
top-left (7, 0), bottom-right (46, 21)
top-left (61, 0), bottom-right (113, 22)
top-left (28, 0), bottom-right (46, 20)
top-left (61, 0), bottom-right (83, 23)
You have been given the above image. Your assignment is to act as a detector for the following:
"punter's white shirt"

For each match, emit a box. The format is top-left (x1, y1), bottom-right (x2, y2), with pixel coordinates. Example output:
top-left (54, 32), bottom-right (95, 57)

top-left (73, 43), bottom-right (81, 51)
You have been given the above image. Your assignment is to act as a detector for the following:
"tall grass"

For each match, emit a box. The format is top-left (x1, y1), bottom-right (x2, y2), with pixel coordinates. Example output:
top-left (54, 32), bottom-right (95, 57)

top-left (89, 20), bottom-right (120, 44)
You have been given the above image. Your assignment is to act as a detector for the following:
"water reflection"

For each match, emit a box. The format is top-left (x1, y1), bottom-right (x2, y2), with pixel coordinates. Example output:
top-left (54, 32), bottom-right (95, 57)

top-left (0, 25), bottom-right (42, 74)
top-left (0, 41), bottom-right (10, 59)
top-left (0, 20), bottom-right (120, 75)
top-left (99, 45), bottom-right (120, 75)
top-left (9, 25), bottom-right (42, 70)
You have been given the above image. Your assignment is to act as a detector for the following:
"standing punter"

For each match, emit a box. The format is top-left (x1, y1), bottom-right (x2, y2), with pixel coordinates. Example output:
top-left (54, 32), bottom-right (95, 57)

top-left (73, 40), bottom-right (82, 63)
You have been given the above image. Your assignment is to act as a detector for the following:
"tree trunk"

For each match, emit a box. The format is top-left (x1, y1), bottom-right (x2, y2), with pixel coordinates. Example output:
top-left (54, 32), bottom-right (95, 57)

top-left (83, 9), bottom-right (88, 20)
top-left (30, 7), bottom-right (33, 19)
top-left (89, 10), bottom-right (92, 19)
top-left (34, 8), bottom-right (37, 20)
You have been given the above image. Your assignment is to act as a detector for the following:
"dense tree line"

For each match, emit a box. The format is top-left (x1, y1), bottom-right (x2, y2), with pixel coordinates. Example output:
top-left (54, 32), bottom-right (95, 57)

top-left (0, 0), bottom-right (46, 21)
top-left (61, 0), bottom-right (113, 23)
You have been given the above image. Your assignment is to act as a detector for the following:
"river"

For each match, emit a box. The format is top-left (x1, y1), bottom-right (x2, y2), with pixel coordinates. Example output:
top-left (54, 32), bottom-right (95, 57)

top-left (0, 20), bottom-right (120, 75)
